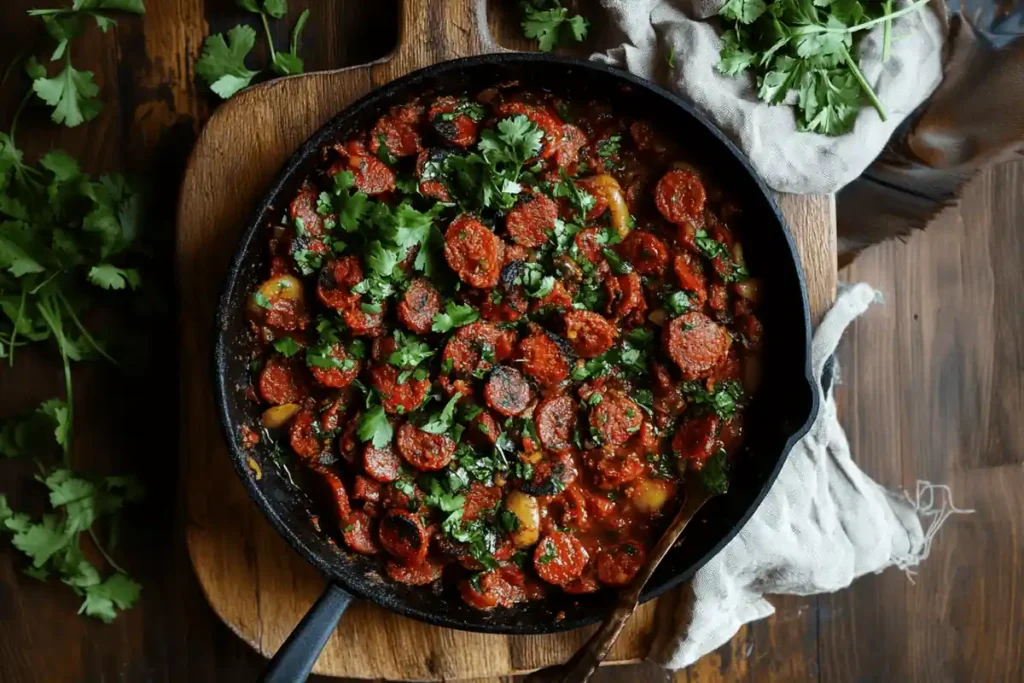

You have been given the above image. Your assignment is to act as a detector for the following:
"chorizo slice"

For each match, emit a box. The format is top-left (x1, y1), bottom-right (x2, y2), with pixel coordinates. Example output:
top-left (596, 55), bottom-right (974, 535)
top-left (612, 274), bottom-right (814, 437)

top-left (258, 355), bottom-right (306, 405)
top-left (396, 423), bottom-right (456, 471)
top-left (369, 364), bottom-right (430, 415)
top-left (378, 509), bottom-right (430, 563)
top-left (518, 452), bottom-right (579, 496)
top-left (289, 408), bottom-right (325, 464)
top-left (618, 230), bottom-right (668, 276)
top-left (415, 147), bottom-right (456, 201)
top-left (308, 344), bottom-right (360, 388)
top-left (428, 96), bottom-right (480, 148)
top-left (484, 366), bottom-right (533, 417)
top-left (352, 475), bottom-right (383, 503)
top-left (505, 192), bottom-right (557, 248)
top-left (337, 411), bottom-right (361, 466)
top-left (535, 395), bottom-right (578, 452)
top-left (442, 322), bottom-right (516, 376)
top-left (458, 570), bottom-right (527, 610)
top-left (363, 443), bottom-right (403, 483)
top-left (333, 147), bottom-right (396, 195)
top-left (554, 123), bottom-right (587, 169)
top-left (397, 278), bottom-right (442, 334)
top-left (672, 414), bottom-right (722, 466)
top-left (605, 272), bottom-right (646, 321)
top-left (444, 214), bottom-right (505, 288)
top-left (596, 540), bottom-right (646, 587)
top-left (533, 531), bottom-right (588, 586)
top-left (673, 252), bottom-right (708, 306)
top-left (589, 394), bottom-right (643, 446)
top-left (573, 178), bottom-right (610, 222)
top-left (572, 227), bottom-right (609, 273)
top-left (562, 564), bottom-right (600, 594)
top-left (289, 185), bottom-right (325, 238)
top-left (461, 482), bottom-right (503, 522)
top-left (387, 558), bottom-right (443, 586)
top-left (655, 169), bottom-right (706, 225)
top-left (311, 467), bottom-right (351, 524)
top-left (342, 302), bottom-right (386, 337)
top-left (519, 332), bottom-right (572, 386)
top-left (316, 256), bottom-right (363, 310)
top-left (466, 410), bottom-right (500, 447)
top-left (369, 106), bottom-right (423, 158)
top-left (563, 310), bottom-right (617, 359)
top-left (586, 448), bottom-right (645, 490)
top-left (663, 312), bottom-right (731, 380)
top-left (341, 510), bottom-right (380, 555)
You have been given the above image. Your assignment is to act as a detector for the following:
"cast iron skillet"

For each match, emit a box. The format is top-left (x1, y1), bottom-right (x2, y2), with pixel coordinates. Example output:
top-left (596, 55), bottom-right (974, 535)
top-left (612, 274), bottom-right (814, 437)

top-left (213, 53), bottom-right (818, 681)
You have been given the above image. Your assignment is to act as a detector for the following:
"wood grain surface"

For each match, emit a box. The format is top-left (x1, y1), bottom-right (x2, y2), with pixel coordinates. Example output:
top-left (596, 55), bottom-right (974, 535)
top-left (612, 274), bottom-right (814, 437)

top-left (0, 0), bottom-right (1020, 681)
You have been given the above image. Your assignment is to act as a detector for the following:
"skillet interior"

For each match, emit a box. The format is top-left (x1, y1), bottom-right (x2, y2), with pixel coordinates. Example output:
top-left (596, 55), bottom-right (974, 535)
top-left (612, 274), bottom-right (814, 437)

top-left (214, 53), bottom-right (818, 634)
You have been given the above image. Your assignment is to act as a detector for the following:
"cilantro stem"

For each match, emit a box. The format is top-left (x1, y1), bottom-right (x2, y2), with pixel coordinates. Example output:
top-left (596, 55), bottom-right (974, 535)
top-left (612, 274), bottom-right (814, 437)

top-left (815, 0), bottom-right (932, 34)
top-left (9, 89), bottom-right (33, 146)
top-left (57, 291), bottom-right (122, 368)
top-left (1, 51), bottom-right (24, 88)
top-left (882, 0), bottom-right (893, 62)
top-left (88, 527), bottom-right (127, 575)
top-left (7, 286), bottom-right (27, 367)
top-left (36, 296), bottom-right (73, 465)
top-left (839, 45), bottom-right (887, 121)
top-left (260, 13), bottom-right (279, 63)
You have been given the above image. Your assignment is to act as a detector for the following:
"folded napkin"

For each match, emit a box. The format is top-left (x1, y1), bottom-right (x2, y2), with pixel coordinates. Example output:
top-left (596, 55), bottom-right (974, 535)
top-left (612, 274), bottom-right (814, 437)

top-left (649, 283), bottom-right (971, 669)
top-left (591, 0), bottom-right (947, 194)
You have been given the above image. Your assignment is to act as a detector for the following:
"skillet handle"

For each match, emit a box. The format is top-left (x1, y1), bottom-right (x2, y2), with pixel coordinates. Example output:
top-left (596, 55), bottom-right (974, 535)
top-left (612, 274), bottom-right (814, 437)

top-left (259, 583), bottom-right (353, 683)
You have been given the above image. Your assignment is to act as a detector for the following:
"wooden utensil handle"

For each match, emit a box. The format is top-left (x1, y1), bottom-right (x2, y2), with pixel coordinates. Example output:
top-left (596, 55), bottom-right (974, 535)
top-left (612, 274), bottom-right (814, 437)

top-left (384, 0), bottom-right (498, 77)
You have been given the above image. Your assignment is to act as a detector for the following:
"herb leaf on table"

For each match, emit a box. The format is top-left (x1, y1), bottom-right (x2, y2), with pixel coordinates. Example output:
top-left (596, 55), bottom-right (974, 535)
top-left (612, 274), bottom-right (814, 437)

top-left (716, 0), bottom-right (931, 135)
top-left (520, 1), bottom-right (589, 52)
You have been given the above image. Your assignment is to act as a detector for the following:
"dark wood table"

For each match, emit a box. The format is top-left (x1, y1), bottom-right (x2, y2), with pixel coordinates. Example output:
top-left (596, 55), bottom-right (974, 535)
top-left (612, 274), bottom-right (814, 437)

top-left (1, 1), bottom-right (1021, 681)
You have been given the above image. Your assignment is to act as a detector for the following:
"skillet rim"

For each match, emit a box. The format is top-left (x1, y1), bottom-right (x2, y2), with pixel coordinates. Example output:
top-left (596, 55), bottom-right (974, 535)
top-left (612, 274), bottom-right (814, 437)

top-left (213, 52), bottom-right (819, 634)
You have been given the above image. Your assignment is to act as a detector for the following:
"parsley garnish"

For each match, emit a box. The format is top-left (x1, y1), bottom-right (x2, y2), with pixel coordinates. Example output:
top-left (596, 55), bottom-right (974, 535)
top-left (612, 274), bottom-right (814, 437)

top-left (420, 393), bottom-right (462, 435)
top-left (664, 290), bottom-right (692, 315)
top-left (683, 380), bottom-right (745, 420)
top-left (272, 337), bottom-right (300, 358)
top-left (388, 330), bottom-right (433, 369)
top-left (520, 1), bottom-right (589, 52)
top-left (716, 0), bottom-right (930, 135)
top-left (537, 538), bottom-right (557, 564)
top-left (699, 449), bottom-right (730, 495)
top-left (552, 169), bottom-right (596, 218)
top-left (595, 135), bottom-right (622, 158)
top-left (432, 301), bottom-right (480, 333)
top-left (356, 404), bottom-right (393, 448)
top-left (198, 2), bottom-right (311, 99)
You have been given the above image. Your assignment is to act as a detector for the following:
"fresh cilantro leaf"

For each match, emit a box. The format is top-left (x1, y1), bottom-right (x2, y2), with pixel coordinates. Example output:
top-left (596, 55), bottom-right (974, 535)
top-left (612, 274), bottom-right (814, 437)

top-left (38, 399), bottom-right (70, 447)
top-left (387, 331), bottom-right (433, 369)
top-left (518, 262), bottom-right (556, 299)
top-left (552, 169), bottom-right (596, 218)
top-left (196, 25), bottom-right (260, 100)
top-left (420, 393), bottom-right (462, 435)
top-left (665, 290), bottom-right (692, 315)
top-left (32, 57), bottom-right (102, 127)
top-left (79, 572), bottom-right (141, 624)
top-left (270, 8), bottom-right (309, 76)
top-left (237, 0), bottom-right (262, 11)
top-left (0, 496), bottom-right (12, 524)
top-left (720, 0), bottom-right (767, 24)
top-left (521, 2), bottom-right (589, 52)
top-left (536, 537), bottom-right (557, 563)
top-left (252, 291), bottom-right (272, 309)
top-left (357, 405), bottom-right (393, 448)
top-left (699, 449), bottom-right (730, 495)
top-left (432, 301), bottom-right (480, 333)
top-left (595, 135), bottom-right (621, 158)
top-left (87, 264), bottom-right (141, 290)
top-left (11, 514), bottom-right (69, 568)
top-left (602, 248), bottom-right (633, 275)
top-left (262, 0), bottom-right (288, 19)
top-left (0, 226), bottom-right (45, 277)
top-left (272, 336), bottom-right (300, 358)
top-left (717, 29), bottom-right (756, 76)
top-left (683, 380), bottom-right (745, 420)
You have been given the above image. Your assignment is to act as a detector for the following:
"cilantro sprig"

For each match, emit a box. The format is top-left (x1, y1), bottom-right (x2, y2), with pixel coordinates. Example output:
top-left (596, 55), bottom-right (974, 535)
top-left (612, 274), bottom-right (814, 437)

top-left (24, 1), bottom-right (146, 127)
top-left (520, 1), bottom-right (589, 52)
top-left (197, 0), bottom-right (311, 100)
top-left (716, 0), bottom-right (931, 135)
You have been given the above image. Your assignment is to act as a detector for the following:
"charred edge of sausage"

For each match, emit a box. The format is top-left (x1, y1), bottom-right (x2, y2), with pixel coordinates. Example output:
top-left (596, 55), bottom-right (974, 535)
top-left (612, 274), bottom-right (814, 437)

top-left (382, 512), bottom-right (425, 549)
top-left (499, 259), bottom-right (525, 292)
top-left (431, 118), bottom-right (461, 144)
top-left (544, 330), bottom-right (577, 366)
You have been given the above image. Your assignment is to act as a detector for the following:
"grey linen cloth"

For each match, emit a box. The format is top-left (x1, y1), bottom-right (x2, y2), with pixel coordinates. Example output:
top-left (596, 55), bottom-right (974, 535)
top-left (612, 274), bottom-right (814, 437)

top-left (648, 284), bottom-right (969, 669)
top-left (591, 0), bottom-right (947, 193)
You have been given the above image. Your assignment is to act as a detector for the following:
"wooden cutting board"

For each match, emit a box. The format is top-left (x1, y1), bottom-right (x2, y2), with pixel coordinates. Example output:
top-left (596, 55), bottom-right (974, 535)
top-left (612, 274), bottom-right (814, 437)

top-left (176, 0), bottom-right (837, 678)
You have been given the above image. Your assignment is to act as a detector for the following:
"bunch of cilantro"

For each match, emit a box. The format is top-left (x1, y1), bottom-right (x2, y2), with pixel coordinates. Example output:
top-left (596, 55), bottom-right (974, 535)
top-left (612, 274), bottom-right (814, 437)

top-left (520, 0), bottom-right (589, 52)
top-left (717, 0), bottom-right (930, 135)
top-left (197, 0), bottom-right (310, 100)
top-left (0, 1), bottom-right (150, 623)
